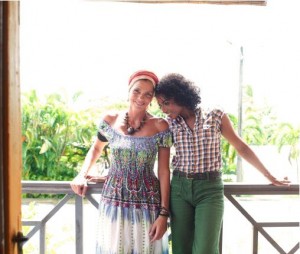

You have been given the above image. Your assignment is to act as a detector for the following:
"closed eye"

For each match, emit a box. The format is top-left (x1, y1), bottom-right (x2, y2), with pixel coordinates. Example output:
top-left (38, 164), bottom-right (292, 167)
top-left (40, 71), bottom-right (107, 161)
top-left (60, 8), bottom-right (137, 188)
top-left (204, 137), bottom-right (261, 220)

top-left (159, 100), bottom-right (170, 108)
top-left (145, 92), bottom-right (153, 98)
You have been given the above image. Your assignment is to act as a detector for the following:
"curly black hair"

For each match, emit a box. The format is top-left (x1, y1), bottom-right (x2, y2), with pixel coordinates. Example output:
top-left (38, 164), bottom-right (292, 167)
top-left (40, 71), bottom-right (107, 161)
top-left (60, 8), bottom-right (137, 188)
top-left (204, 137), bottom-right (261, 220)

top-left (155, 73), bottom-right (201, 111)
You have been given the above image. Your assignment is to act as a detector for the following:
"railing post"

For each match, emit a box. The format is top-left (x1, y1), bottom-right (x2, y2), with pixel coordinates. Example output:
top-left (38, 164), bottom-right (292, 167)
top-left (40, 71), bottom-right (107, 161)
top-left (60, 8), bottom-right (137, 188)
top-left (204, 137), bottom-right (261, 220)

top-left (75, 195), bottom-right (83, 254)
top-left (40, 223), bottom-right (46, 254)
top-left (253, 226), bottom-right (258, 254)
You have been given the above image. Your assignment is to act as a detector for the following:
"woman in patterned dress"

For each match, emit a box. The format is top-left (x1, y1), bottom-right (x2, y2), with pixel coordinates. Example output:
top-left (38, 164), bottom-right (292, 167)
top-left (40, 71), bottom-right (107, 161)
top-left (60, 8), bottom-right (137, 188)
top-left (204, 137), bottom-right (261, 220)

top-left (70, 70), bottom-right (172, 254)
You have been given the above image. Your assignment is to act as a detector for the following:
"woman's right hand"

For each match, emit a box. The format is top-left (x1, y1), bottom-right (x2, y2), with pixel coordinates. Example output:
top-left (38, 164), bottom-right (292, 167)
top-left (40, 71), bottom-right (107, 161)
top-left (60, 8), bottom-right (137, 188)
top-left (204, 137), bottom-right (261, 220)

top-left (70, 174), bottom-right (88, 197)
top-left (149, 216), bottom-right (168, 243)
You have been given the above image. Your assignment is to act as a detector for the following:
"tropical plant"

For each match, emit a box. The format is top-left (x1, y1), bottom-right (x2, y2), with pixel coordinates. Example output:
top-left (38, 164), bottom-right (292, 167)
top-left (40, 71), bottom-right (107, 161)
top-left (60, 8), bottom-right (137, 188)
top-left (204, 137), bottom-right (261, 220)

top-left (21, 87), bottom-right (299, 184)
top-left (221, 113), bottom-right (238, 176)
top-left (22, 90), bottom-right (98, 181)
top-left (242, 85), bottom-right (279, 145)
top-left (271, 123), bottom-right (300, 177)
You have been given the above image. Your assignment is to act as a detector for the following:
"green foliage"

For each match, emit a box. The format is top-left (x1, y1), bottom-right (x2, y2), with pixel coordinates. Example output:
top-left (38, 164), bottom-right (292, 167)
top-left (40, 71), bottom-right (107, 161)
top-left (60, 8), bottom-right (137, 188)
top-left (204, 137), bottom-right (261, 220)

top-left (22, 87), bottom-right (299, 183)
top-left (220, 84), bottom-right (300, 176)
top-left (242, 85), bottom-right (299, 168)
top-left (271, 123), bottom-right (300, 166)
top-left (22, 90), bottom-right (98, 181)
top-left (242, 85), bottom-right (279, 145)
top-left (221, 114), bottom-right (237, 175)
top-left (148, 100), bottom-right (166, 118)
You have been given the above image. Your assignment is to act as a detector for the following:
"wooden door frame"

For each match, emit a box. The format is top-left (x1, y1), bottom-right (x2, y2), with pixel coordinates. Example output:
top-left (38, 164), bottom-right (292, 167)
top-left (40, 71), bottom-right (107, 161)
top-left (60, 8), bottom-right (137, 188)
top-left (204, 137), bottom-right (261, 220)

top-left (0, 2), bottom-right (21, 254)
top-left (0, 3), bottom-right (4, 253)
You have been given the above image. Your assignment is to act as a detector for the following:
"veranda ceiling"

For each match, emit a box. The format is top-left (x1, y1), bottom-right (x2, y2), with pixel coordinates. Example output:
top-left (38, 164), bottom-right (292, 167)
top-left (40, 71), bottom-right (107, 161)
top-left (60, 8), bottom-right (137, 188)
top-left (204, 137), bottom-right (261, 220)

top-left (93, 0), bottom-right (266, 5)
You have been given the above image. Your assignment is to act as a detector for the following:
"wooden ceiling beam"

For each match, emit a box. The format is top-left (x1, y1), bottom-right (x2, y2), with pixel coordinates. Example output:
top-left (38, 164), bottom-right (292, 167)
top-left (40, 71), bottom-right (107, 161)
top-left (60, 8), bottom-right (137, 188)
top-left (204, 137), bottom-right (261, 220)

top-left (92, 0), bottom-right (266, 5)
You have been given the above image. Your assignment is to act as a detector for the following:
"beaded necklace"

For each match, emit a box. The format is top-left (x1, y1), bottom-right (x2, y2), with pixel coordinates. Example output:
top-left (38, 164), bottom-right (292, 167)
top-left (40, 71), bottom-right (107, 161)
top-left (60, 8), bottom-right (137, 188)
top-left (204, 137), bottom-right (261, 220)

top-left (124, 112), bottom-right (147, 135)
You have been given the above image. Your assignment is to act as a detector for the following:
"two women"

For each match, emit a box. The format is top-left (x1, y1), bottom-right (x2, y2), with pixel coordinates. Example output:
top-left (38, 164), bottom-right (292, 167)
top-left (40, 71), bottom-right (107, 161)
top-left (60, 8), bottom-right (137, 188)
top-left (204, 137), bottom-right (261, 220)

top-left (71, 71), bottom-right (289, 254)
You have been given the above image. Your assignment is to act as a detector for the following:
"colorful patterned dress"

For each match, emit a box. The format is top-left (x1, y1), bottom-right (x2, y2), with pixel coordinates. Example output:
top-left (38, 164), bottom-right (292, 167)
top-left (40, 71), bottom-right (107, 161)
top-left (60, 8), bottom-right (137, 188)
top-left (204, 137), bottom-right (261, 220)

top-left (95, 119), bottom-right (172, 254)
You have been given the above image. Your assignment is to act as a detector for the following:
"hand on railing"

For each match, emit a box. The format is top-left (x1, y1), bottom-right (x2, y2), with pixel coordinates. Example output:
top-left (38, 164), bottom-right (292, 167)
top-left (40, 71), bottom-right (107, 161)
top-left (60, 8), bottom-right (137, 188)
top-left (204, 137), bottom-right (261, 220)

top-left (70, 174), bottom-right (107, 197)
top-left (70, 175), bottom-right (88, 197)
top-left (265, 174), bottom-right (291, 187)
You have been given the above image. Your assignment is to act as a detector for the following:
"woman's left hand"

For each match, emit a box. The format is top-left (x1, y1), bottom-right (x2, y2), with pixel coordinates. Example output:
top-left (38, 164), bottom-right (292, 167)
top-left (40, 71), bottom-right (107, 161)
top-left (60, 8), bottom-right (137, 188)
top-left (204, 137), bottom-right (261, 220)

top-left (268, 175), bottom-right (291, 186)
top-left (70, 175), bottom-right (88, 197)
top-left (149, 216), bottom-right (168, 243)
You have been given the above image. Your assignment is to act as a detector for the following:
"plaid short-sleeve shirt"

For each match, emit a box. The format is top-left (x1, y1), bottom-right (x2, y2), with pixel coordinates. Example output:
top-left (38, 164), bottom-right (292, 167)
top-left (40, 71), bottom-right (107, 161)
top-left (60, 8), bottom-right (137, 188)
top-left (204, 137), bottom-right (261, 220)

top-left (168, 108), bottom-right (224, 174)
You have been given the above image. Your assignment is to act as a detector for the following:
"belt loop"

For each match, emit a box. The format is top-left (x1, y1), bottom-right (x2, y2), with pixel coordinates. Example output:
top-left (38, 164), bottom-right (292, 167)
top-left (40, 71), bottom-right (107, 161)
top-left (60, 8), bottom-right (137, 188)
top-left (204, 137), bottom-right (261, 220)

top-left (173, 170), bottom-right (179, 179)
top-left (206, 171), bottom-right (210, 180)
top-left (186, 172), bottom-right (193, 180)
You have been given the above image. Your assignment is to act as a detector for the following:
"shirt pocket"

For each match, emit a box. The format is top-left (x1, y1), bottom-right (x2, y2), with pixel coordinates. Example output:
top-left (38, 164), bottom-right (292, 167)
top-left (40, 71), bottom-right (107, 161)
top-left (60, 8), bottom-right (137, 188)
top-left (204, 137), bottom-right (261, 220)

top-left (202, 124), bottom-right (217, 144)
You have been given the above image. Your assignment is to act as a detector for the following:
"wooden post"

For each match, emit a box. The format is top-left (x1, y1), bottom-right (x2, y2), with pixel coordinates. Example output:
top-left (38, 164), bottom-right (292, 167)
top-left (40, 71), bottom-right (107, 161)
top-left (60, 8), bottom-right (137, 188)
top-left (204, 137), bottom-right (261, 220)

top-left (236, 46), bottom-right (244, 182)
top-left (0, 2), bottom-right (21, 254)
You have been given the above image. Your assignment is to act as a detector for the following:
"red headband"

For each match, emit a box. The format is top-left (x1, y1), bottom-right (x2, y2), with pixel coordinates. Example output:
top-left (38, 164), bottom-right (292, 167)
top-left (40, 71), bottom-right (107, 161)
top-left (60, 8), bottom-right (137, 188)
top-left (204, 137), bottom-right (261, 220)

top-left (128, 70), bottom-right (159, 89)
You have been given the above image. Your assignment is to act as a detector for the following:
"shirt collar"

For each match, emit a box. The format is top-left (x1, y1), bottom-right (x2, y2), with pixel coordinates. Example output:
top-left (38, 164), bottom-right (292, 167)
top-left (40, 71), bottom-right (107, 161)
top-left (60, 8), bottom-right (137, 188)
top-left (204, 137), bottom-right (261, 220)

top-left (168, 108), bottom-right (201, 126)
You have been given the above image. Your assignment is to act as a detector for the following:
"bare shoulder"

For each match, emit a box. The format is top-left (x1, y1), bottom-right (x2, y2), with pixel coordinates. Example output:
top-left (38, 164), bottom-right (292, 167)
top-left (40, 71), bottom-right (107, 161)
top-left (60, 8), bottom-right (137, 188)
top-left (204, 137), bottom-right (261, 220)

top-left (148, 116), bottom-right (169, 132)
top-left (101, 110), bottom-right (120, 126)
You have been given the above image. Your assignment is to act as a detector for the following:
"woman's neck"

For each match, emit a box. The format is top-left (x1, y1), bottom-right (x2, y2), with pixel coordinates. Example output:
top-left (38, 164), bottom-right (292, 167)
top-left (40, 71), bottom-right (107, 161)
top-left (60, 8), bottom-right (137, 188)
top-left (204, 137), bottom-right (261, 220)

top-left (126, 109), bottom-right (147, 125)
top-left (180, 109), bottom-right (195, 121)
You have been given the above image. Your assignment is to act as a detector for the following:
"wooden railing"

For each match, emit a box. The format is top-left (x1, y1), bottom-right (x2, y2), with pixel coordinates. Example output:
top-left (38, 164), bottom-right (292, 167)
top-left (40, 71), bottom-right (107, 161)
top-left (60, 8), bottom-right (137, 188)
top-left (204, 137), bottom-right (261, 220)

top-left (22, 181), bottom-right (299, 254)
top-left (222, 183), bottom-right (299, 254)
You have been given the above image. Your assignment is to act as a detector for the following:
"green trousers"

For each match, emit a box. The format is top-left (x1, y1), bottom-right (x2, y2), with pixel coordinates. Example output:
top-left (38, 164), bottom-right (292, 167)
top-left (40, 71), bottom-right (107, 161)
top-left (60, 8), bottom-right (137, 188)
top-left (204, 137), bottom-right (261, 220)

top-left (170, 175), bottom-right (224, 254)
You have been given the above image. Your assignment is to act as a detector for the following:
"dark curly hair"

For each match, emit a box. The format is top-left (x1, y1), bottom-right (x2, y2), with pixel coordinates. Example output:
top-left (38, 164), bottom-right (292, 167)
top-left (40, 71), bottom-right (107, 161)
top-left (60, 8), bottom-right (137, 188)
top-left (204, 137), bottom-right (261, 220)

top-left (155, 73), bottom-right (201, 111)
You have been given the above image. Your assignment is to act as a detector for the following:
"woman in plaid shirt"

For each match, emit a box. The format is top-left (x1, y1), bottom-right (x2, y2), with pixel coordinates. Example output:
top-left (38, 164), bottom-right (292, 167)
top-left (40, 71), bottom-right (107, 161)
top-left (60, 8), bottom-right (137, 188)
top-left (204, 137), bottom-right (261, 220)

top-left (155, 73), bottom-right (290, 254)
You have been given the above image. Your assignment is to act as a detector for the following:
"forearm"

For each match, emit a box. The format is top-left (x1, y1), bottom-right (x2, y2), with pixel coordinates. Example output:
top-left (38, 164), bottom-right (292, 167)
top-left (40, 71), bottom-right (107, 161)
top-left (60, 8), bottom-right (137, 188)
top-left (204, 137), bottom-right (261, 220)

top-left (79, 142), bottom-right (105, 177)
top-left (222, 115), bottom-right (289, 186)
top-left (237, 144), bottom-right (273, 179)
top-left (158, 168), bottom-right (170, 210)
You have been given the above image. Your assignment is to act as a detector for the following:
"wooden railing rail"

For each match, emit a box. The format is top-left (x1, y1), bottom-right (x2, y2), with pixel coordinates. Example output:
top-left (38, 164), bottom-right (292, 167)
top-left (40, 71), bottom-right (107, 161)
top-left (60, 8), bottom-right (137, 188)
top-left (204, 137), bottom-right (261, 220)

top-left (222, 183), bottom-right (299, 254)
top-left (22, 181), bottom-right (299, 254)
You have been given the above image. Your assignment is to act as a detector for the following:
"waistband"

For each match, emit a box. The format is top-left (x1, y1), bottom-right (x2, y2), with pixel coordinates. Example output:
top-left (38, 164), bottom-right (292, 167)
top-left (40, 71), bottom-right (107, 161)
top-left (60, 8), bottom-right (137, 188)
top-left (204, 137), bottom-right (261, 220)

top-left (173, 170), bottom-right (222, 180)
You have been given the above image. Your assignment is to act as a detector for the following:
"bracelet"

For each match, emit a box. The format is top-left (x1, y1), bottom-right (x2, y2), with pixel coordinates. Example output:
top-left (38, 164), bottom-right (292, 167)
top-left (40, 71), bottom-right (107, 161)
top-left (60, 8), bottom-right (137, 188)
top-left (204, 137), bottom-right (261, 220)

top-left (159, 212), bottom-right (169, 217)
top-left (160, 206), bottom-right (169, 212)
top-left (158, 206), bottom-right (170, 217)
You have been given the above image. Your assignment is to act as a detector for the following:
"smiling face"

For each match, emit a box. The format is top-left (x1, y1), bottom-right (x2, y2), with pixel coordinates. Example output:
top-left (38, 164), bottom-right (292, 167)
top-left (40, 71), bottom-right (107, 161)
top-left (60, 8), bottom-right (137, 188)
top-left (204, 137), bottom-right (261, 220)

top-left (156, 95), bottom-right (183, 119)
top-left (128, 79), bottom-right (155, 110)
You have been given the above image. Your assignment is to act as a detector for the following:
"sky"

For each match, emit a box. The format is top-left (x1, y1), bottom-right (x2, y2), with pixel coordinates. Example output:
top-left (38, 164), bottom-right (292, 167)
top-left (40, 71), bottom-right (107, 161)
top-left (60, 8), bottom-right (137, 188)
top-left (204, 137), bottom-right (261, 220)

top-left (20, 0), bottom-right (300, 125)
